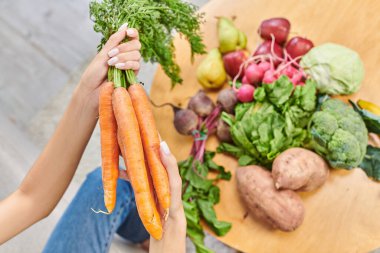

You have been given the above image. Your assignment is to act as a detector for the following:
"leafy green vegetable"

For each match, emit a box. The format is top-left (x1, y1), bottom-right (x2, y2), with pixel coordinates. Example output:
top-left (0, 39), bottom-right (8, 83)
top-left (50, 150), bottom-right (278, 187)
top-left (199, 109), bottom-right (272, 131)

top-left (300, 43), bottom-right (364, 95)
top-left (308, 99), bottom-right (368, 168)
top-left (350, 100), bottom-right (380, 134)
top-left (360, 145), bottom-right (380, 181)
top-left (89, 0), bottom-right (206, 87)
top-left (218, 76), bottom-right (317, 166)
top-left (179, 151), bottom-right (231, 253)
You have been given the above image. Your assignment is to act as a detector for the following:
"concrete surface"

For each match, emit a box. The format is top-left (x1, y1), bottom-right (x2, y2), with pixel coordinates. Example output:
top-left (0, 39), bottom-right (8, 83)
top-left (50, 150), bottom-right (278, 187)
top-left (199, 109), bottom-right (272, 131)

top-left (0, 0), bottom-right (235, 252)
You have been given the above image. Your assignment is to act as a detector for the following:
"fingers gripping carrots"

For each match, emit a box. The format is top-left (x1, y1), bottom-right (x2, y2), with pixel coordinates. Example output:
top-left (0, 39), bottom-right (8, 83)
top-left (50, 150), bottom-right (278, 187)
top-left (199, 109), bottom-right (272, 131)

top-left (128, 83), bottom-right (171, 218)
top-left (112, 87), bottom-right (163, 240)
top-left (99, 83), bottom-right (119, 213)
top-left (97, 26), bottom-right (170, 240)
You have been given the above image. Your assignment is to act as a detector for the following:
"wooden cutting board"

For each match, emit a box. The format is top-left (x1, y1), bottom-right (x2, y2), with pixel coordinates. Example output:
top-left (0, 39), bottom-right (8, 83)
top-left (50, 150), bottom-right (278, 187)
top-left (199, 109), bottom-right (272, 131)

top-left (150, 0), bottom-right (380, 252)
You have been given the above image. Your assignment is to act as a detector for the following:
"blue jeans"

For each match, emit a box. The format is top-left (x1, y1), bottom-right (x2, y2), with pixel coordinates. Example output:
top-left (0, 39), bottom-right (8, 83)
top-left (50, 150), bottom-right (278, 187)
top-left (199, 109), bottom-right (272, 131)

top-left (42, 167), bottom-right (149, 253)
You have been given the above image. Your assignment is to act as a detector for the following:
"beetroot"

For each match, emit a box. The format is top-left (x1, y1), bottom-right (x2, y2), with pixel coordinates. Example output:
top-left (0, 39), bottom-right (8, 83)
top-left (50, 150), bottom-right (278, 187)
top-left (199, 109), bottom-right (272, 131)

top-left (188, 90), bottom-right (215, 117)
top-left (173, 108), bottom-right (198, 135)
top-left (237, 84), bottom-right (255, 103)
top-left (216, 119), bottom-right (232, 142)
top-left (217, 88), bottom-right (238, 114)
top-left (258, 18), bottom-right (291, 45)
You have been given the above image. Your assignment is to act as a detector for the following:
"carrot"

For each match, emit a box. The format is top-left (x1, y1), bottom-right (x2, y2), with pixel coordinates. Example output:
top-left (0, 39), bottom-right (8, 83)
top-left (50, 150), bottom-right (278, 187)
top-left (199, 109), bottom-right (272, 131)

top-left (99, 82), bottom-right (119, 213)
top-left (128, 83), bottom-right (171, 219)
top-left (112, 87), bottom-right (163, 240)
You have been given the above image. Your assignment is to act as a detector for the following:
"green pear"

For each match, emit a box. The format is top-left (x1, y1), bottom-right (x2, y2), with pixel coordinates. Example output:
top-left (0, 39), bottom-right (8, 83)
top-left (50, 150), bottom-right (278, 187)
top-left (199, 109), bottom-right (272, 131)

top-left (197, 48), bottom-right (227, 89)
top-left (218, 17), bottom-right (247, 54)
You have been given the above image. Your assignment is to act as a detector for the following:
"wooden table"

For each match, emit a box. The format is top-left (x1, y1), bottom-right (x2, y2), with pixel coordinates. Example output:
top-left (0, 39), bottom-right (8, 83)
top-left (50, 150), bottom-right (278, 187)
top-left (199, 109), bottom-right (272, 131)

top-left (150, 0), bottom-right (380, 252)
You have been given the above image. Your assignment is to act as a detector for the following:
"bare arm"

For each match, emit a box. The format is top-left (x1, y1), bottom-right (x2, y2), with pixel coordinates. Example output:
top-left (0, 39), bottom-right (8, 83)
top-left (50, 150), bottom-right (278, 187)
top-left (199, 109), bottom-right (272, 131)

top-left (0, 26), bottom-right (141, 243)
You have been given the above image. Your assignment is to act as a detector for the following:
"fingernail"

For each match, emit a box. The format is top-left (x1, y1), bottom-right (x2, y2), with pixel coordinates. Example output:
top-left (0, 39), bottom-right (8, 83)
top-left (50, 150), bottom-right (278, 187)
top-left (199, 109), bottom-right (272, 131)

top-left (108, 48), bottom-right (119, 57)
top-left (107, 57), bottom-right (118, 66)
top-left (115, 62), bottom-right (125, 69)
top-left (160, 141), bottom-right (171, 155)
top-left (118, 22), bottom-right (128, 31)
top-left (127, 28), bottom-right (134, 36)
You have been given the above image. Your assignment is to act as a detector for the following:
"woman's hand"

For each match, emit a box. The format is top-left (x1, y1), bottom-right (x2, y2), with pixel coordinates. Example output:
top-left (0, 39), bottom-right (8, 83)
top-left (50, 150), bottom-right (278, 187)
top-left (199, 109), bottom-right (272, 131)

top-left (149, 141), bottom-right (186, 253)
top-left (76, 24), bottom-right (142, 112)
top-left (119, 140), bottom-right (186, 253)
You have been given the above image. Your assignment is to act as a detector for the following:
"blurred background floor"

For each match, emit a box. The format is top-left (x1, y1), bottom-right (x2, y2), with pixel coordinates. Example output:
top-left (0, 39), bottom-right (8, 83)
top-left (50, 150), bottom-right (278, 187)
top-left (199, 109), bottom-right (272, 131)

top-left (0, 0), bottom-right (235, 252)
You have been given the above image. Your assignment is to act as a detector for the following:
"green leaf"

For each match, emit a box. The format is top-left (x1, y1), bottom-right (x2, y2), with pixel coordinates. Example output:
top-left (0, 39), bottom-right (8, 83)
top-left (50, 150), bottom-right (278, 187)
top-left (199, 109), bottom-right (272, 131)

top-left (238, 155), bottom-right (255, 166)
top-left (197, 200), bottom-right (232, 236)
top-left (221, 112), bottom-right (235, 127)
top-left (360, 145), bottom-right (380, 181)
top-left (89, 0), bottom-right (205, 87)
top-left (264, 75), bottom-right (294, 108)
top-left (207, 186), bottom-right (220, 204)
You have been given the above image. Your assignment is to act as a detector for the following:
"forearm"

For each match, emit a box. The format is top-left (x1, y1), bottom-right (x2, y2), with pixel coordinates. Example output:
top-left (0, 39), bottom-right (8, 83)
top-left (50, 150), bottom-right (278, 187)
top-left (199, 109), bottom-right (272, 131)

top-left (149, 215), bottom-right (187, 253)
top-left (0, 86), bottom-right (98, 243)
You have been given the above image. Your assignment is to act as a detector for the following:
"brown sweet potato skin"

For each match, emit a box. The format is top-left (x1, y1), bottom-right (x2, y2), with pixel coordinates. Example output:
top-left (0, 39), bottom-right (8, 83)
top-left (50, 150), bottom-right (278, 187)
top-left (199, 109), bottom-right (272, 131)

top-left (237, 165), bottom-right (305, 232)
top-left (272, 148), bottom-right (330, 192)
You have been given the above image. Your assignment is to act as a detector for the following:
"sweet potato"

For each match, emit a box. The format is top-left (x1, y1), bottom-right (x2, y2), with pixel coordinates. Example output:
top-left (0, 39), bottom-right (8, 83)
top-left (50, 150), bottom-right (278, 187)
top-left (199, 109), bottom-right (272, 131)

top-left (272, 148), bottom-right (330, 192)
top-left (237, 165), bottom-right (305, 232)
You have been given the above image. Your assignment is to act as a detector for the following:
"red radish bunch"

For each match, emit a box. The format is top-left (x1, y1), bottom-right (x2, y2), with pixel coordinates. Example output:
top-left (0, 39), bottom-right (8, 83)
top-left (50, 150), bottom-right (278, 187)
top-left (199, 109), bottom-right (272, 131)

top-left (221, 17), bottom-right (314, 103)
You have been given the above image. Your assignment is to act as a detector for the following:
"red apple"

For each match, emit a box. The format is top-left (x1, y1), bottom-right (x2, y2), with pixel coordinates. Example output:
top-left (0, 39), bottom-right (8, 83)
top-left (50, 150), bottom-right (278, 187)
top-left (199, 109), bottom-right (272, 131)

top-left (223, 50), bottom-right (249, 79)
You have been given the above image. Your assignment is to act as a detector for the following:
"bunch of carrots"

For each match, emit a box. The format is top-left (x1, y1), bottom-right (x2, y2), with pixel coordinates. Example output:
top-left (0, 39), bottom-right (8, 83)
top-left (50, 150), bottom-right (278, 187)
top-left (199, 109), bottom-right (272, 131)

top-left (99, 68), bottom-right (170, 240)
top-left (90, 0), bottom-right (206, 240)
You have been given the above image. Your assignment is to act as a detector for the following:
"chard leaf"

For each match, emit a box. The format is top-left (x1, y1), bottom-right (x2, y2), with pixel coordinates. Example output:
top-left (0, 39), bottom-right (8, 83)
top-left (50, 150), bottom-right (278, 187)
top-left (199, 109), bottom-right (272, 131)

top-left (197, 199), bottom-right (232, 236)
top-left (360, 145), bottom-right (380, 181)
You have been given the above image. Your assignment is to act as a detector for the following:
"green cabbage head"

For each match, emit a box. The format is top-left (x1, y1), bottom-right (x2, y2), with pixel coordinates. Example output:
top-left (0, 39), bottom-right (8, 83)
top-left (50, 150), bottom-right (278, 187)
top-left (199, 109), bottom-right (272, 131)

top-left (300, 43), bottom-right (364, 95)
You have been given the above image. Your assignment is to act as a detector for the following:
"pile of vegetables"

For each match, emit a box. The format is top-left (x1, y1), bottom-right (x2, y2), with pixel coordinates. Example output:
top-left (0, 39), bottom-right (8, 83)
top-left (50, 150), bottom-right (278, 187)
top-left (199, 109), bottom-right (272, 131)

top-left (218, 76), bottom-right (317, 166)
top-left (89, 0), bottom-right (205, 240)
top-left (155, 90), bottom-right (237, 252)
top-left (192, 16), bottom-right (380, 233)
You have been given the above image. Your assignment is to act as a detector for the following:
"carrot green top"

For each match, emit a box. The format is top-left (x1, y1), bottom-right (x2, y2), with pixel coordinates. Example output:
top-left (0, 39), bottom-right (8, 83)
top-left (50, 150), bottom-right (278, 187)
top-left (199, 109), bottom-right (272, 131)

top-left (90, 0), bottom-right (206, 88)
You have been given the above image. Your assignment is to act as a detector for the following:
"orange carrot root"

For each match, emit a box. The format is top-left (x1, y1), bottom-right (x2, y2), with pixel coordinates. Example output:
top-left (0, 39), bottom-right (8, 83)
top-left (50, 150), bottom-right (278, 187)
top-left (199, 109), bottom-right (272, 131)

top-left (112, 87), bottom-right (163, 240)
top-left (99, 82), bottom-right (119, 213)
top-left (128, 83), bottom-right (171, 219)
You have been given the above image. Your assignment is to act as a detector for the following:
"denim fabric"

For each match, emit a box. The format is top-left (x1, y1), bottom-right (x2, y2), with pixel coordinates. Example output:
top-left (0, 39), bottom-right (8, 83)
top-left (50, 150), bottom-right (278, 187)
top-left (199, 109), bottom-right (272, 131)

top-left (42, 167), bottom-right (149, 253)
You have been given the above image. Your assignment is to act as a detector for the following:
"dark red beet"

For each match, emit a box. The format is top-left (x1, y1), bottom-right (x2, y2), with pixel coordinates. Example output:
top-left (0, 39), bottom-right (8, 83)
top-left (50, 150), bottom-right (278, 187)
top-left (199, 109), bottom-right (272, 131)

top-left (217, 118), bottom-right (232, 142)
top-left (217, 89), bottom-right (238, 114)
top-left (188, 90), bottom-right (215, 117)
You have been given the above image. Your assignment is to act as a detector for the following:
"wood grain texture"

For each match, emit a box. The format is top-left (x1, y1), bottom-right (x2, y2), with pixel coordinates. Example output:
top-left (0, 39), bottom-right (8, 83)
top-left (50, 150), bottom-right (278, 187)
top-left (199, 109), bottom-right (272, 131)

top-left (150, 0), bottom-right (380, 252)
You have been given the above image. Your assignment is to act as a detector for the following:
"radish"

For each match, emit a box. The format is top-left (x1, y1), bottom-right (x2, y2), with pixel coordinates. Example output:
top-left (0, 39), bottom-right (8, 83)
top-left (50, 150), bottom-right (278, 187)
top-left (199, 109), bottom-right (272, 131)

top-left (237, 84), bottom-right (255, 102)
top-left (242, 76), bottom-right (249, 84)
top-left (291, 71), bottom-right (303, 85)
top-left (245, 64), bottom-right (264, 85)
top-left (258, 18), bottom-right (291, 45)
top-left (254, 40), bottom-right (284, 66)
top-left (262, 69), bottom-right (277, 84)
top-left (258, 61), bottom-right (271, 72)
top-left (285, 37), bottom-right (314, 60)
top-left (280, 65), bottom-right (298, 78)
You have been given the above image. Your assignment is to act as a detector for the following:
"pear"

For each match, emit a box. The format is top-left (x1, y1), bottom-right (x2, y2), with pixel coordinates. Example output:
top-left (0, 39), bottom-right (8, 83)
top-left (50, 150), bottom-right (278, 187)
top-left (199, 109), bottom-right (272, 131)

top-left (197, 48), bottom-right (227, 89)
top-left (218, 17), bottom-right (247, 54)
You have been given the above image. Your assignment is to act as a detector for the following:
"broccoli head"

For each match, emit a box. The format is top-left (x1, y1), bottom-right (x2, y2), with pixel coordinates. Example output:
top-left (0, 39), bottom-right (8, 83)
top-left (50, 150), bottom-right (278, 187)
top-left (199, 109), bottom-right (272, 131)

top-left (309, 99), bottom-right (368, 168)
